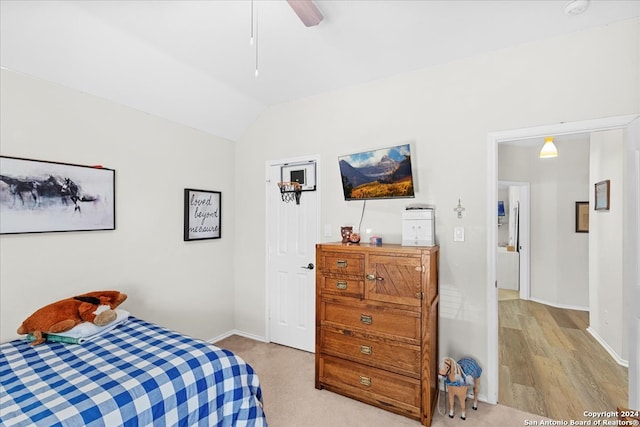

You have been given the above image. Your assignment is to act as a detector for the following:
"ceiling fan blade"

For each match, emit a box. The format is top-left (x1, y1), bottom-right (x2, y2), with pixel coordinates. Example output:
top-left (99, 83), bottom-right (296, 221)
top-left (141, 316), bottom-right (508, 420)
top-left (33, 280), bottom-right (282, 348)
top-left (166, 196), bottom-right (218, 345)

top-left (287, 0), bottom-right (324, 27)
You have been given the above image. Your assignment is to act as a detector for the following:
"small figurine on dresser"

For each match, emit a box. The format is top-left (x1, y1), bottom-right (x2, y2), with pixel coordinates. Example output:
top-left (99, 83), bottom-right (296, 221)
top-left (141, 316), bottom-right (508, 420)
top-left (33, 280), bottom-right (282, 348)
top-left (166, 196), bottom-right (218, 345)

top-left (340, 226), bottom-right (352, 243)
top-left (340, 226), bottom-right (361, 244)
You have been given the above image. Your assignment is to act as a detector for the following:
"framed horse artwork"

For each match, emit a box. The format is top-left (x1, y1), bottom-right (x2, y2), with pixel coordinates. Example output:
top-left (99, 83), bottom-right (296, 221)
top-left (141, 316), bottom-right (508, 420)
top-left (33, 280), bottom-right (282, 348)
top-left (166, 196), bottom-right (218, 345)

top-left (0, 156), bottom-right (115, 234)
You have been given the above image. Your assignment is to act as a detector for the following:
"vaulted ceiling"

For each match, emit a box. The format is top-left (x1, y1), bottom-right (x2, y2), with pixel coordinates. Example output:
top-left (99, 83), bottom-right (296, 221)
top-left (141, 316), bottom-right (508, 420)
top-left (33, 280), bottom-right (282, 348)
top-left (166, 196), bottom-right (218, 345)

top-left (1, 1), bottom-right (638, 141)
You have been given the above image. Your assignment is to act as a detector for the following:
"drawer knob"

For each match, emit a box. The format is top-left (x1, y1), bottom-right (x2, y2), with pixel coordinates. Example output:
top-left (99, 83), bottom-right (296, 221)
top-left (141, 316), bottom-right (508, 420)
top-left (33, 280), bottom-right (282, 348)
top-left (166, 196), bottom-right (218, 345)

top-left (336, 281), bottom-right (347, 290)
top-left (359, 375), bottom-right (372, 387)
top-left (360, 345), bottom-right (372, 355)
top-left (366, 274), bottom-right (383, 281)
top-left (360, 314), bottom-right (372, 325)
top-left (336, 260), bottom-right (348, 268)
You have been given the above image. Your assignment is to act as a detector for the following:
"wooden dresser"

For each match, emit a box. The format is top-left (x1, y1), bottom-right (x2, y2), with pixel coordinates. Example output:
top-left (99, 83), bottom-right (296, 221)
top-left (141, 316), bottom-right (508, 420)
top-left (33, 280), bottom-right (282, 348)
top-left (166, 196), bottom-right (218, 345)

top-left (315, 242), bottom-right (439, 426)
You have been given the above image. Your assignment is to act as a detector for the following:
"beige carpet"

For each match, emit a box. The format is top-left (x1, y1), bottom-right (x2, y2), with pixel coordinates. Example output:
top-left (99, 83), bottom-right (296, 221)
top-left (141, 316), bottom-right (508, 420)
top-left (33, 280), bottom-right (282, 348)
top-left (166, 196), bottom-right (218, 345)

top-left (216, 335), bottom-right (550, 427)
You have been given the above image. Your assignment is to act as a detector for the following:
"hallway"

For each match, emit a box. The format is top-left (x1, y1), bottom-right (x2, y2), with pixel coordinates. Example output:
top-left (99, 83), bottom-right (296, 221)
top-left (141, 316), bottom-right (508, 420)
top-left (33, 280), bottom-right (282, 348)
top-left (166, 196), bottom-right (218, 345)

top-left (498, 291), bottom-right (628, 421)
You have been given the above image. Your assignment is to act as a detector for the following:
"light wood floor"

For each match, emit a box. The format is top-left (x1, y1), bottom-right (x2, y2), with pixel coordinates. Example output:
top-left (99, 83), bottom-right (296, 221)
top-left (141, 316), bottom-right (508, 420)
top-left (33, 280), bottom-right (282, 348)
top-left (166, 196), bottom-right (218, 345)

top-left (499, 293), bottom-right (628, 421)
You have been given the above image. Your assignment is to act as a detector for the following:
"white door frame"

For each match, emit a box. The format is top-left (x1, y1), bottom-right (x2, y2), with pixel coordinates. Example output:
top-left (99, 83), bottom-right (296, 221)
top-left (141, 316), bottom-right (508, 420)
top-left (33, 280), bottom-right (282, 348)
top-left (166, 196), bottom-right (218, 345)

top-left (486, 114), bottom-right (640, 405)
top-left (264, 154), bottom-right (321, 345)
top-left (627, 119), bottom-right (640, 408)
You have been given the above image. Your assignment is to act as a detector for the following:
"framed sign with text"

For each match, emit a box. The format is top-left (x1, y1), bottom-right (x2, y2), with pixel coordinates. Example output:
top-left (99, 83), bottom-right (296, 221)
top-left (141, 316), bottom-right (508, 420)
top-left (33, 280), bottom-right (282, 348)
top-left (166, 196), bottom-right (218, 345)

top-left (184, 188), bottom-right (221, 241)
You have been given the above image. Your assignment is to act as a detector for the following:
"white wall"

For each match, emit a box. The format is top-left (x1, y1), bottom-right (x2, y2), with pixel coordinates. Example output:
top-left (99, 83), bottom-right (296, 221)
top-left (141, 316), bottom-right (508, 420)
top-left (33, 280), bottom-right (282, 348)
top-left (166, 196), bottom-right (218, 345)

top-left (499, 140), bottom-right (590, 309)
top-left (233, 18), bottom-right (640, 397)
top-left (0, 69), bottom-right (237, 342)
top-left (589, 129), bottom-right (626, 361)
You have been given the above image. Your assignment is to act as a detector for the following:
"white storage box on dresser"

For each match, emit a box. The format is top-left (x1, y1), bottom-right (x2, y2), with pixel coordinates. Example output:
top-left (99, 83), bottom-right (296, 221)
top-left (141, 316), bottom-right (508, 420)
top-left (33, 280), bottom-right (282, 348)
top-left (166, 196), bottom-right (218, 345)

top-left (315, 242), bottom-right (440, 427)
top-left (402, 208), bottom-right (435, 246)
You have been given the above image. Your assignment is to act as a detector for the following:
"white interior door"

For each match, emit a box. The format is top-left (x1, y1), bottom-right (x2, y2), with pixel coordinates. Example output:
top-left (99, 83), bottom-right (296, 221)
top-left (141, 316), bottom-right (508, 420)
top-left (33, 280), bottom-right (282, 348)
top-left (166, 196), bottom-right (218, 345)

top-left (266, 157), bottom-right (319, 353)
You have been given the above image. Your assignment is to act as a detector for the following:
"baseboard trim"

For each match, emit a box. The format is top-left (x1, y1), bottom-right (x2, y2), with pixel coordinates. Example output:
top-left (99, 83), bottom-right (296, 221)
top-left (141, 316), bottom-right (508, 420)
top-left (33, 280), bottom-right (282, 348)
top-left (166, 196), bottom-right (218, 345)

top-left (529, 297), bottom-right (589, 312)
top-left (208, 329), bottom-right (268, 344)
top-left (586, 327), bottom-right (629, 368)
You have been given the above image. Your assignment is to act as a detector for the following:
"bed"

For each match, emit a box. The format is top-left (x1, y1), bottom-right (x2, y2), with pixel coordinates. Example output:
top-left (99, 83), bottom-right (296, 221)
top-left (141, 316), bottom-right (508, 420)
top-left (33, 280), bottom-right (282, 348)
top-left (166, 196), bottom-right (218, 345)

top-left (0, 316), bottom-right (267, 426)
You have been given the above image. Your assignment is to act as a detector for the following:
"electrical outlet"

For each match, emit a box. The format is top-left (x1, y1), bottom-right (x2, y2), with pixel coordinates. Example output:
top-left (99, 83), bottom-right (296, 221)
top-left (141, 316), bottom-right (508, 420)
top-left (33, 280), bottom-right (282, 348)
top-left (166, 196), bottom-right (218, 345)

top-left (454, 226), bottom-right (465, 242)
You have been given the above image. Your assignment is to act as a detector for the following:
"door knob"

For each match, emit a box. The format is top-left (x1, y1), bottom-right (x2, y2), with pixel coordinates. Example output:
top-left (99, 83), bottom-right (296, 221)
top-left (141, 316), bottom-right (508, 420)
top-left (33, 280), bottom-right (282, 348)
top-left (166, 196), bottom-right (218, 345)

top-left (301, 263), bottom-right (314, 270)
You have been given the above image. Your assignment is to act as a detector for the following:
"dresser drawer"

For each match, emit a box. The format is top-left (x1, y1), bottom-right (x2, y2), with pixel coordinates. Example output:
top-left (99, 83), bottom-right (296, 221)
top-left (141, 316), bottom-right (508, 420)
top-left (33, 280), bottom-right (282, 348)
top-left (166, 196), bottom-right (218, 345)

top-left (318, 275), bottom-right (364, 298)
top-left (320, 329), bottom-right (420, 377)
top-left (322, 300), bottom-right (420, 342)
top-left (318, 251), bottom-right (364, 276)
top-left (318, 356), bottom-right (421, 414)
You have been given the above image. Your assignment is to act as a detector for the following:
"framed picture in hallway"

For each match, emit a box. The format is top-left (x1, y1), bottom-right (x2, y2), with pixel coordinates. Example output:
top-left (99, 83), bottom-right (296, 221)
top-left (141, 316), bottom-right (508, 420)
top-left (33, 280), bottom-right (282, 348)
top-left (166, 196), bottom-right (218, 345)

top-left (594, 180), bottom-right (610, 211)
top-left (575, 201), bottom-right (589, 233)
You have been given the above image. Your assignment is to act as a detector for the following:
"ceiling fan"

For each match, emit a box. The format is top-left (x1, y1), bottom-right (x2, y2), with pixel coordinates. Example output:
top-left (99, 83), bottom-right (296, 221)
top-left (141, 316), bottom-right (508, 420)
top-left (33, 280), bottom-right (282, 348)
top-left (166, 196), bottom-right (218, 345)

top-left (251, 0), bottom-right (323, 76)
top-left (287, 0), bottom-right (324, 27)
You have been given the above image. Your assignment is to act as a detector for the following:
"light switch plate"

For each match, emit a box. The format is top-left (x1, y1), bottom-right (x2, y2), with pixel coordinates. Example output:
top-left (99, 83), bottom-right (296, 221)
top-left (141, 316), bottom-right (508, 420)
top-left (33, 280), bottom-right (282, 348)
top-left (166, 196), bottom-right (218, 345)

top-left (454, 226), bottom-right (465, 242)
top-left (324, 224), bottom-right (332, 237)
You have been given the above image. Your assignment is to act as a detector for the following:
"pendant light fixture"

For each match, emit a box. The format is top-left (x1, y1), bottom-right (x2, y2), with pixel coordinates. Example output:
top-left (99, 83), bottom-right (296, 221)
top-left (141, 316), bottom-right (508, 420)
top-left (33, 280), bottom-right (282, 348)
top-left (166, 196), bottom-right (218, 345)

top-left (539, 136), bottom-right (558, 158)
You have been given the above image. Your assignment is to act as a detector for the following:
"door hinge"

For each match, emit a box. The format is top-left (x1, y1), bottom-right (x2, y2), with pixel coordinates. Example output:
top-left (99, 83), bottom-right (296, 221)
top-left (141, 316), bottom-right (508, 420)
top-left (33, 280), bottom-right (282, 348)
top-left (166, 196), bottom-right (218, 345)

top-left (416, 291), bottom-right (424, 300)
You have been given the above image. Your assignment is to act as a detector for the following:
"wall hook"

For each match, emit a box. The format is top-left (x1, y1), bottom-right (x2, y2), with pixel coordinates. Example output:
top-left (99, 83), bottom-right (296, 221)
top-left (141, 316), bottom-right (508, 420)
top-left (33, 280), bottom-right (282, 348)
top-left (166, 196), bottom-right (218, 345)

top-left (454, 198), bottom-right (465, 219)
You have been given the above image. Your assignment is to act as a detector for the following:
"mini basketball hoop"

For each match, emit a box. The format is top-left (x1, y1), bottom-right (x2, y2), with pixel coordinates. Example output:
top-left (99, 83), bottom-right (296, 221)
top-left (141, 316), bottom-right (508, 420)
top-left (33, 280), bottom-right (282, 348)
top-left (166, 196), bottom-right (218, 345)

top-left (278, 182), bottom-right (302, 205)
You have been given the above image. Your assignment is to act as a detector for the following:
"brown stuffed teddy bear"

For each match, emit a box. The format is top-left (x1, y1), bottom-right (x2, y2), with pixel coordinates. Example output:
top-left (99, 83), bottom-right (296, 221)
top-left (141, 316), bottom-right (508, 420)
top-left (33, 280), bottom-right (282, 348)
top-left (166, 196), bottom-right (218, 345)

top-left (17, 290), bottom-right (127, 345)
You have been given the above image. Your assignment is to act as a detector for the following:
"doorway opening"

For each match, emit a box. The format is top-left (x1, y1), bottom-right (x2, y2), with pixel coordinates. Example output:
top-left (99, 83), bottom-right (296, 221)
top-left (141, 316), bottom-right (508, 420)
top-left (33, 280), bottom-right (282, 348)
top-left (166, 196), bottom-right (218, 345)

top-left (486, 115), bottom-right (640, 412)
top-left (496, 134), bottom-right (629, 419)
top-left (496, 180), bottom-right (530, 301)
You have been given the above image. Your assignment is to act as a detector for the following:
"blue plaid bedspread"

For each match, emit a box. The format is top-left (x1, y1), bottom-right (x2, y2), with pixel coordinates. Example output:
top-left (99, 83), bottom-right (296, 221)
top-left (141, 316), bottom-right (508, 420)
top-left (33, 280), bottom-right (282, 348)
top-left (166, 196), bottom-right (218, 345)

top-left (0, 317), bottom-right (267, 426)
